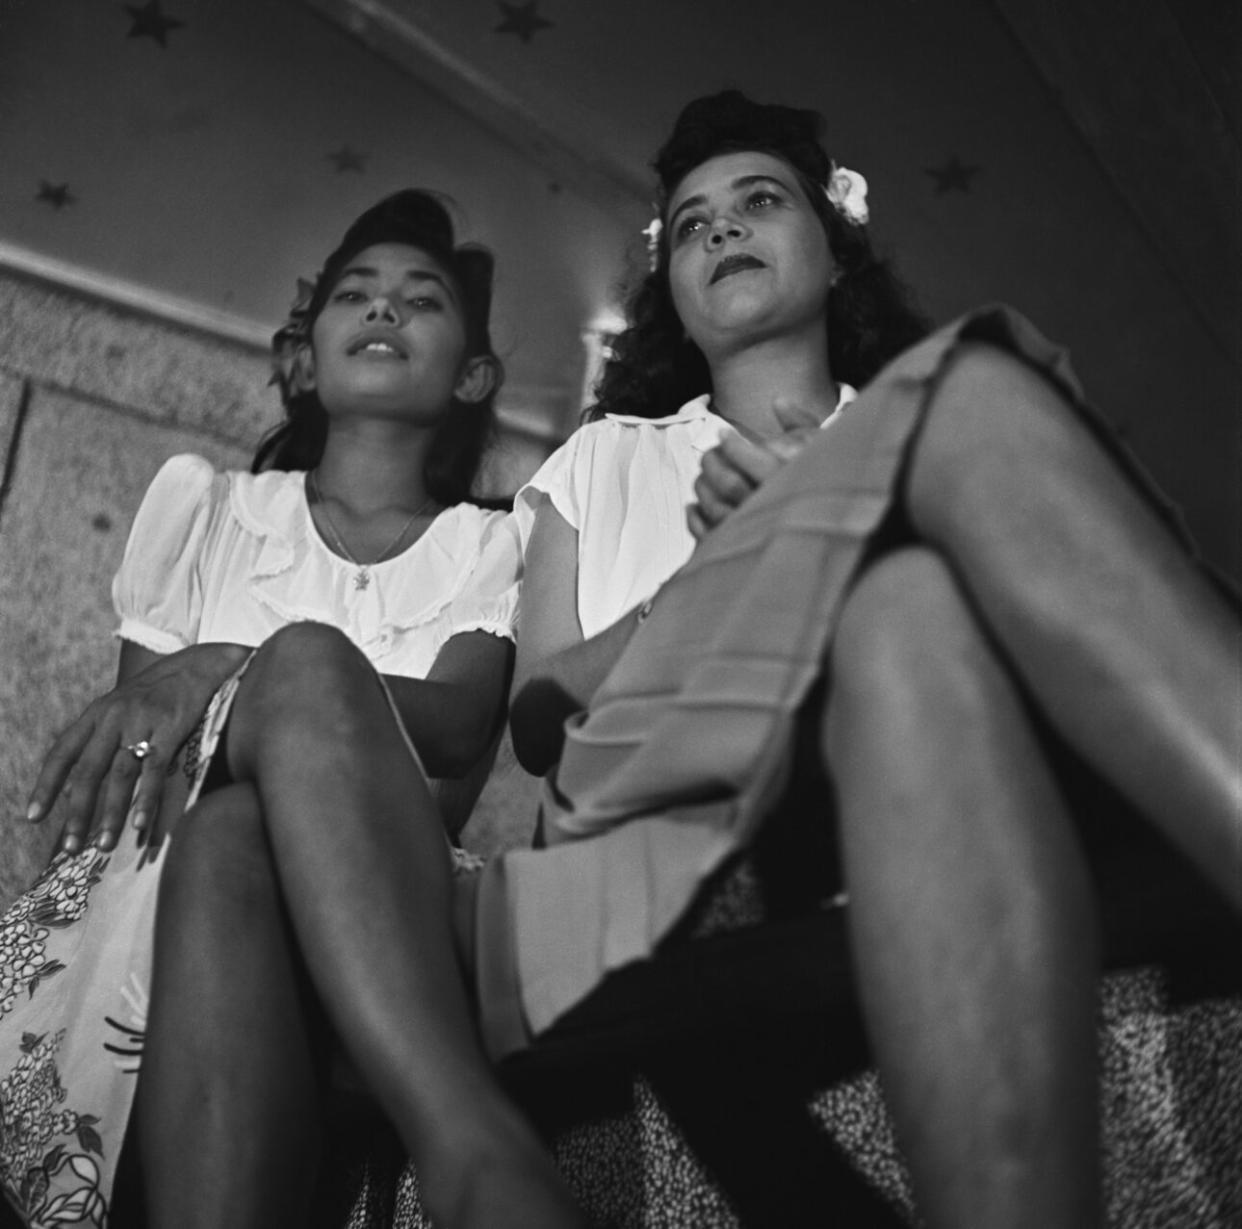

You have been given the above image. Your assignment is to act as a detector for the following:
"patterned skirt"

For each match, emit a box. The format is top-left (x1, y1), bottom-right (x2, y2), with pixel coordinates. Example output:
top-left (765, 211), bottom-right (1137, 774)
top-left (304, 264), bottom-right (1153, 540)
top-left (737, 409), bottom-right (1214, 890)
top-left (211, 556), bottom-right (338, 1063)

top-left (0, 670), bottom-right (244, 1227)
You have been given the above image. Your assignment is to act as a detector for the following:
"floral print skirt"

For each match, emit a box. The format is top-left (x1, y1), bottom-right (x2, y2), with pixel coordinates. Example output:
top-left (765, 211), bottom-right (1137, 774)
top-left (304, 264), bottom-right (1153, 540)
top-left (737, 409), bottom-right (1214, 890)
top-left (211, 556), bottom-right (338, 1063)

top-left (0, 670), bottom-right (244, 1227)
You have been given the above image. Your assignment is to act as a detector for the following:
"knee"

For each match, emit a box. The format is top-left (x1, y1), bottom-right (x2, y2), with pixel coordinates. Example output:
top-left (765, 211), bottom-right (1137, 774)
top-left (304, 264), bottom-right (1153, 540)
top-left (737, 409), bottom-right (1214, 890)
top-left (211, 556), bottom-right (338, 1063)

top-left (910, 341), bottom-right (1072, 536)
top-left (252, 622), bottom-right (363, 686)
top-left (231, 623), bottom-right (383, 767)
top-left (244, 623), bottom-right (372, 719)
top-left (830, 547), bottom-right (994, 712)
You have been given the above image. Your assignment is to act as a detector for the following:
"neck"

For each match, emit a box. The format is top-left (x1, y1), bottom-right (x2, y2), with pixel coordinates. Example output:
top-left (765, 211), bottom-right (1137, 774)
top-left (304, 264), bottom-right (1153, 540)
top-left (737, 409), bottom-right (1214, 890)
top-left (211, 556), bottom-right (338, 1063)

top-left (707, 325), bottom-right (837, 440)
top-left (313, 417), bottom-right (437, 515)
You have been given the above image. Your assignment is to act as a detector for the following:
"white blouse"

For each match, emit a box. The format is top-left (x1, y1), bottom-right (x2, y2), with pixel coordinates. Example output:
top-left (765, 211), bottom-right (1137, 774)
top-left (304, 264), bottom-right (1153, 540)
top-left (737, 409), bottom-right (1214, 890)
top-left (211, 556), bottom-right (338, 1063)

top-left (513, 390), bottom-right (856, 638)
top-left (112, 454), bottom-right (521, 679)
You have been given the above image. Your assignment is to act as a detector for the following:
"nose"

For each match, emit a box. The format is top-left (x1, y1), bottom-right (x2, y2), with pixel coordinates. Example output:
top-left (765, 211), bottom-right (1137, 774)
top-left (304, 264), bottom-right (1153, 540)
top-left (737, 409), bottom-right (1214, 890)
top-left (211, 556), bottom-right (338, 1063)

top-left (706, 214), bottom-right (747, 248)
top-left (362, 295), bottom-right (401, 325)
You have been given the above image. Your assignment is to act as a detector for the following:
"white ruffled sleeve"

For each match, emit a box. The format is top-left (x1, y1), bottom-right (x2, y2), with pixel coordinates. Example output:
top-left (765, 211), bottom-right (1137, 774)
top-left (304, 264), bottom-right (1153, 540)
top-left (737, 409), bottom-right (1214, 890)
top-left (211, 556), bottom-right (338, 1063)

top-left (442, 508), bottom-right (522, 642)
top-left (111, 454), bottom-right (220, 653)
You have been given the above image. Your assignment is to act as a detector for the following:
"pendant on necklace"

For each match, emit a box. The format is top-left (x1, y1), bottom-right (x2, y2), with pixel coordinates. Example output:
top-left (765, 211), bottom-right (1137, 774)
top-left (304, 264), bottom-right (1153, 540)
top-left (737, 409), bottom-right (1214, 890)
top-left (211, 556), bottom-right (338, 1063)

top-left (354, 568), bottom-right (371, 592)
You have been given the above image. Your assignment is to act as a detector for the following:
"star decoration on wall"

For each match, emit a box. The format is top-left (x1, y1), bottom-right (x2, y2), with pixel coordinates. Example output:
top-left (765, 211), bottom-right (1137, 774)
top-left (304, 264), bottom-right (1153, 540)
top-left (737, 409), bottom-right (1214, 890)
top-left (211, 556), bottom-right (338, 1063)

top-left (925, 156), bottom-right (981, 194)
top-left (495, 1), bottom-right (553, 44)
top-left (37, 181), bottom-right (76, 209)
top-left (123, 1), bottom-right (186, 49)
top-left (327, 146), bottom-right (367, 173)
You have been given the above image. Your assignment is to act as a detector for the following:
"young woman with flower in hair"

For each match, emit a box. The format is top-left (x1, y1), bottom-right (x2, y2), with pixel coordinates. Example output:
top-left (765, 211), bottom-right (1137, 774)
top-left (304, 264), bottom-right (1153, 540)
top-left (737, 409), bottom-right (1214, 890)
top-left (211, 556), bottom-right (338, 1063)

top-left (3, 191), bottom-right (585, 1229)
top-left (491, 91), bottom-right (1241, 1226)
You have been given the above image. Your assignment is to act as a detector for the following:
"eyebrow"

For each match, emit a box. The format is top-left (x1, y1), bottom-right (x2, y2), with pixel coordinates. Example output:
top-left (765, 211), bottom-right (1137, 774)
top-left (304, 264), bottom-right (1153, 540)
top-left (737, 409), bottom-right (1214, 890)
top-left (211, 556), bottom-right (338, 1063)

top-left (668, 174), bottom-right (794, 229)
top-left (336, 264), bottom-right (457, 301)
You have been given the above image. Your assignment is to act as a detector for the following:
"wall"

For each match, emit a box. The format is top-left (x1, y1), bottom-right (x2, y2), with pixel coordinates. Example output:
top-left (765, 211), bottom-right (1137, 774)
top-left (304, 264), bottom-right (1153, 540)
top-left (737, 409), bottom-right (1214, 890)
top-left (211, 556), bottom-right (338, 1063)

top-left (0, 263), bottom-right (538, 910)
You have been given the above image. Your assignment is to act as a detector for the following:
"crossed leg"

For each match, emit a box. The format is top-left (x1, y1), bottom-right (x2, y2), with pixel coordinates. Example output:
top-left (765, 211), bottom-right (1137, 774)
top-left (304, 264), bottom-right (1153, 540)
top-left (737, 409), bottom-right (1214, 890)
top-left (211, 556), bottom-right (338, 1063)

top-left (134, 623), bottom-right (584, 1229)
top-left (906, 342), bottom-right (1241, 907)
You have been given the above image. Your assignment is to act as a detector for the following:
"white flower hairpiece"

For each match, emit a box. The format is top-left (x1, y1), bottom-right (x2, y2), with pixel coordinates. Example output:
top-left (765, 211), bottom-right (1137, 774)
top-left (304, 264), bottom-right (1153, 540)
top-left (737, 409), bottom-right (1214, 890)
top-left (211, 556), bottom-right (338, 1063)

top-left (642, 216), bottom-right (663, 272)
top-left (825, 163), bottom-right (869, 226)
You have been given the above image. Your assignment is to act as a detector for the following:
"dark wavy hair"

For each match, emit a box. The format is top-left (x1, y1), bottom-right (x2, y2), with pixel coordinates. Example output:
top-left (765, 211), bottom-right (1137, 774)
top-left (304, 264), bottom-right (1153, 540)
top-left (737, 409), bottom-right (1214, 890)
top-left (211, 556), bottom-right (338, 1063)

top-left (252, 190), bottom-right (504, 507)
top-left (589, 91), bottom-right (929, 422)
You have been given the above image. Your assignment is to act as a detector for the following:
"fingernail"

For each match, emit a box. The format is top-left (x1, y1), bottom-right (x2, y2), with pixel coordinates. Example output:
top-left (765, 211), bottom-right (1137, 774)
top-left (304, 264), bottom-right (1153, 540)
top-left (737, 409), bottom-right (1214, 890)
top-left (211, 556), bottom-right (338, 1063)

top-left (26, 801), bottom-right (42, 822)
top-left (131, 809), bottom-right (146, 832)
top-left (63, 835), bottom-right (80, 854)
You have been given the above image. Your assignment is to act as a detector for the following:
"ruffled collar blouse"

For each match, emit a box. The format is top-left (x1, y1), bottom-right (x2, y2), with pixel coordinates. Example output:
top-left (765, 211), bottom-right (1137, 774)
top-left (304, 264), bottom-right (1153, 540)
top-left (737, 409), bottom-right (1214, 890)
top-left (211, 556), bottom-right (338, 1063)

top-left (113, 455), bottom-right (520, 679)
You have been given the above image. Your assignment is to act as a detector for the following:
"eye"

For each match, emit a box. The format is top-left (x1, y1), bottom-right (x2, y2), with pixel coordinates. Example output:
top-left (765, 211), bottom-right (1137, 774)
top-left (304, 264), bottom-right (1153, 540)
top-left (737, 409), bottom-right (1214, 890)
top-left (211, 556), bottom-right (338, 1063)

top-left (406, 295), bottom-right (443, 312)
top-left (331, 288), bottom-right (366, 303)
top-left (674, 214), bottom-right (707, 241)
top-left (744, 188), bottom-right (781, 211)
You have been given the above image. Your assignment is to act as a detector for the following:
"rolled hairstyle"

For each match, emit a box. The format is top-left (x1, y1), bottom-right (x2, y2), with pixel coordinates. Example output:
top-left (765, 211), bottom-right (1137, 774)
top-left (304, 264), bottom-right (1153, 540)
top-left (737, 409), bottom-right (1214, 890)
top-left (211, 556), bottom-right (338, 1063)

top-left (253, 190), bottom-right (504, 507)
top-left (590, 91), bottom-right (929, 422)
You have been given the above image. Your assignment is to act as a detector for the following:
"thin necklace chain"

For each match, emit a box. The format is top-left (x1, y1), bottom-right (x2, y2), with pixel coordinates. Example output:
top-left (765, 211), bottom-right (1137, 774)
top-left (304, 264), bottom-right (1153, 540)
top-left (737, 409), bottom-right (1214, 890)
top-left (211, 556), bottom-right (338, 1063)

top-left (308, 470), bottom-right (435, 590)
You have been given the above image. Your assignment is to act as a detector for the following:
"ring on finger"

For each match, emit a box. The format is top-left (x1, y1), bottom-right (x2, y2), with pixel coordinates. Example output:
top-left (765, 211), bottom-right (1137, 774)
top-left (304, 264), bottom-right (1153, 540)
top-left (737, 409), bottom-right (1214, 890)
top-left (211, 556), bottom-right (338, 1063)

top-left (124, 739), bottom-right (154, 761)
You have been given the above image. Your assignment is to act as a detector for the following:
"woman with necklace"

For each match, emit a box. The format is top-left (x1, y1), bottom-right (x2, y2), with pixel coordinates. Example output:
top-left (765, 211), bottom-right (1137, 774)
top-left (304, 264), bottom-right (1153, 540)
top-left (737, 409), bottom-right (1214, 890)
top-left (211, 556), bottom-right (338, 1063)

top-left (3, 191), bottom-right (585, 1228)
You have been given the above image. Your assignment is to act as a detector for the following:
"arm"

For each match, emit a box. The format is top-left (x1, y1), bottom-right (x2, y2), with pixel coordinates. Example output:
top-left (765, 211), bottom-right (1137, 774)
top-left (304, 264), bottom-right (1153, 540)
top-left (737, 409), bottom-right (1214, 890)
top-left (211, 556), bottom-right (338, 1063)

top-left (382, 629), bottom-right (514, 780)
top-left (29, 639), bottom-right (250, 853)
top-left (509, 495), bottom-right (646, 776)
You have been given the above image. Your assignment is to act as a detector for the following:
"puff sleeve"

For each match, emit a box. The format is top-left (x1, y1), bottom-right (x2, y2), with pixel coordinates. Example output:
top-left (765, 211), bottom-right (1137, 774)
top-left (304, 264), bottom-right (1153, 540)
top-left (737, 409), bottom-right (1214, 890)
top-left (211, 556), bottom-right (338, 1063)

top-left (111, 454), bottom-right (220, 653)
top-left (441, 509), bottom-right (522, 643)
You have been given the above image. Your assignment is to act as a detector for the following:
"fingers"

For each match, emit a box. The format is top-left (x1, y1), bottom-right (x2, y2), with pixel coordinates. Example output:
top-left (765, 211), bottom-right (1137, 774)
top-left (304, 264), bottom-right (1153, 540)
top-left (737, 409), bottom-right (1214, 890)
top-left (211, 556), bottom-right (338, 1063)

top-left (773, 397), bottom-right (825, 433)
top-left (687, 504), bottom-right (711, 542)
top-left (94, 742), bottom-right (167, 852)
top-left (693, 458), bottom-right (744, 529)
top-left (26, 713), bottom-right (97, 826)
top-left (713, 434), bottom-right (782, 487)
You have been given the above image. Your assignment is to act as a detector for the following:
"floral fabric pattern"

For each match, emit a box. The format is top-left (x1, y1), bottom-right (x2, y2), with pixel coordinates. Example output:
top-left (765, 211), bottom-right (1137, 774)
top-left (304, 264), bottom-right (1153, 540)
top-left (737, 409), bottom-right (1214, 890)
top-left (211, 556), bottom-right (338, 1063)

top-left (1, 1030), bottom-right (107, 1227)
top-left (0, 852), bottom-right (109, 1023)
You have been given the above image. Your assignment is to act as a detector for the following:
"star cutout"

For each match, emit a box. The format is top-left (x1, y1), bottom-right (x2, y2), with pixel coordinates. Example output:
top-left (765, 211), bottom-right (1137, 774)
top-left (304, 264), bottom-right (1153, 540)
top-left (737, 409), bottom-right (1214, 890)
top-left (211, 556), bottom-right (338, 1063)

top-left (495, 1), bottom-right (553, 44)
top-left (327, 145), bottom-right (367, 173)
top-left (37, 181), bottom-right (75, 209)
top-left (925, 156), bottom-right (981, 194)
top-left (123, 1), bottom-right (186, 49)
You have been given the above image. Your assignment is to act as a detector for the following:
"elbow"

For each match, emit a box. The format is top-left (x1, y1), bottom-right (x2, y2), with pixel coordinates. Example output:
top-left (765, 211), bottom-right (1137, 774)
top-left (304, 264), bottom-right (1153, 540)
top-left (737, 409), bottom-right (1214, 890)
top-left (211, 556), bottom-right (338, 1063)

top-left (509, 676), bottom-right (580, 777)
top-left (422, 713), bottom-right (498, 779)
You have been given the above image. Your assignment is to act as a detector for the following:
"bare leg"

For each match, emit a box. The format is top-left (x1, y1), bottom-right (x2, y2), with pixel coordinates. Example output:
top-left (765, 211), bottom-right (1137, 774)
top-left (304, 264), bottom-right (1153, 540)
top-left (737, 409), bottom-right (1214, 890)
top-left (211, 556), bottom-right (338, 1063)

top-left (906, 343), bottom-right (1242, 907)
top-left (824, 549), bottom-right (1101, 1229)
top-left (137, 783), bottom-right (325, 1229)
top-left (216, 623), bottom-right (583, 1229)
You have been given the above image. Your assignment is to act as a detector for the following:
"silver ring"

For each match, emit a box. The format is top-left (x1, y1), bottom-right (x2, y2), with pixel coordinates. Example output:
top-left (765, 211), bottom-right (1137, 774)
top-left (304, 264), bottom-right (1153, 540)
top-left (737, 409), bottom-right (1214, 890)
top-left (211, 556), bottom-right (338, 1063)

top-left (125, 739), bottom-right (153, 761)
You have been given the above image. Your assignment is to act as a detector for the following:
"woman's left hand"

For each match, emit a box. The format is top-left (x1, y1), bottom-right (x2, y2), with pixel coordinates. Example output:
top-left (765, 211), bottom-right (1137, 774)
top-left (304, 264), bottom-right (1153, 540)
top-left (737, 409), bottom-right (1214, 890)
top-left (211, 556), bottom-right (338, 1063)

top-left (689, 399), bottom-right (823, 540)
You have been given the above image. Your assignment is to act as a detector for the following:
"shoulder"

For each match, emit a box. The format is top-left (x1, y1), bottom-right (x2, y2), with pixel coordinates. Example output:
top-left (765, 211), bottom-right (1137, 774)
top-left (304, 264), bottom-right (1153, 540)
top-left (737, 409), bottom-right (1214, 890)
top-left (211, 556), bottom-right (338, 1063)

top-left (226, 466), bottom-right (310, 542)
top-left (438, 501), bottom-right (516, 554)
top-left (567, 395), bottom-right (722, 466)
top-left (134, 453), bottom-right (226, 525)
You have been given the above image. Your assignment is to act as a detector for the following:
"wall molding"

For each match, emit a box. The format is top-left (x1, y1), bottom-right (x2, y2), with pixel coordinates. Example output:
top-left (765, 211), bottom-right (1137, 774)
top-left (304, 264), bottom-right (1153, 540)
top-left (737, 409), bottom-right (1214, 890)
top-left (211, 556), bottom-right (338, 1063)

top-left (0, 241), bottom-right (273, 352)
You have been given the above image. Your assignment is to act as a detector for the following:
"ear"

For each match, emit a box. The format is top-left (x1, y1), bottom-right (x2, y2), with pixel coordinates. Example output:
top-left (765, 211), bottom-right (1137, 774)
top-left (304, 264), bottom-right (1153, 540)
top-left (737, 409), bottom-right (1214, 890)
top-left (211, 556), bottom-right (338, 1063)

top-left (292, 344), bottom-right (317, 394)
top-left (454, 355), bottom-right (499, 405)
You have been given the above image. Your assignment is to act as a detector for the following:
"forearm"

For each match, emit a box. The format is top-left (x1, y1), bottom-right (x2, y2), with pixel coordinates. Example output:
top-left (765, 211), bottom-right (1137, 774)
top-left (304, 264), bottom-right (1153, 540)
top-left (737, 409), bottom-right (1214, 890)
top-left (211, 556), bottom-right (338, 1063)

top-left (379, 676), bottom-right (505, 779)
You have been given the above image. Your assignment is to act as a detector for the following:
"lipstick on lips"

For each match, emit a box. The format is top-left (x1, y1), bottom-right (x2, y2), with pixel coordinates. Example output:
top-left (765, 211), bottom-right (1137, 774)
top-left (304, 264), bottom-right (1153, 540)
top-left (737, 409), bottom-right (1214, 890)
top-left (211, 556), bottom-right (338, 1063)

top-left (709, 253), bottom-right (766, 285)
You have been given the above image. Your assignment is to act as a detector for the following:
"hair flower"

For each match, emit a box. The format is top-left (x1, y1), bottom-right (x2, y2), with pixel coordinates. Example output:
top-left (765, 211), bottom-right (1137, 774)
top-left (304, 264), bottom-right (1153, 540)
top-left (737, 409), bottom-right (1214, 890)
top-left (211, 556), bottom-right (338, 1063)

top-left (825, 164), bottom-right (869, 226)
top-left (642, 216), bottom-right (664, 271)
top-left (270, 275), bottom-right (319, 401)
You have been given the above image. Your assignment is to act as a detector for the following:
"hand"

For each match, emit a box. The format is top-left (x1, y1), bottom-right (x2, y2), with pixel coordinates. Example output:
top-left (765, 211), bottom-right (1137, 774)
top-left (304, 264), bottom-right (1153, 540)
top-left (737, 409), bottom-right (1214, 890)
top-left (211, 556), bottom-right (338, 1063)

top-left (27, 643), bottom-right (248, 855)
top-left (688, 398), bottom-right (825, 541)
